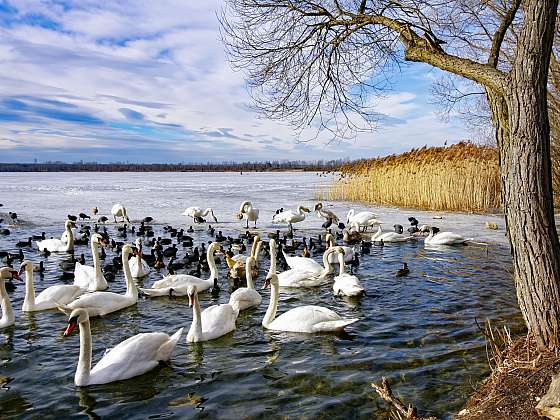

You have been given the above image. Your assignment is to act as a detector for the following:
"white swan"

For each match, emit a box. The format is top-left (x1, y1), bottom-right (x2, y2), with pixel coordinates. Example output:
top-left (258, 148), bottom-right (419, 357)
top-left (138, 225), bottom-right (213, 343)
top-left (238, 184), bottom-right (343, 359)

top-left (424, 227), bottom-right (469, 246)
top-left (0, 267), bottom-right (17, 328)
top-left (261, 239), bottom-right (358, 333)
top-left (36, 220), bottom-right (75, 252)
top-left (229, 255), bottom-right (262, 311)
top-left (236, 201), bottom-right (259, 228)
top-left (333, 249), bottom-right (365, 297)
top-left (186, 284), bottom-right (238, 342)
top-left (272, 206), bottom-right (310, 232)
top-left (20, 260), bottom-right (84, 311)
top-left (61, 227), bottom-right (87, 244)
top-left (182, 207), bottom-right (218, 223)
top-left (64, 244), bottom-right (138, 317)
top-left (63, 308), bottom-right (183, 386)
top-left (111, 203), bottom-right (130, 223)
top-left (140, 242), bottom-right (220, 297)
top-left (346, 210), bottom-right (382, 232)
top-left (325, 233), bottom-right (355, 263)
top-left (314, 203), bottom-right (339, 223)
top-left (74, 234), bottom-right (109, 292)
top-left (278, 246), bottom-right (338, 287)
top-left (371, 226), bottom-right (410, 243)
top-left (129, 238), bottom-right (150, 278)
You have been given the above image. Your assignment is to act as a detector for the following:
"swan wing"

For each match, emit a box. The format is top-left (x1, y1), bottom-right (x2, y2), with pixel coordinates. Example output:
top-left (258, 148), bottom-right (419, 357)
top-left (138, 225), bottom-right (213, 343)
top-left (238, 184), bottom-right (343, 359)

top-left (35, 285), bottom-right (84, 306)
top-left (333, 274), bottom-right (364, 296)
top-left (200, 304), bottom-right (237, 340)
top-left (269, 305), bottom-right (357, 333)
top-left (36, 238), bottom-right (65, 252)
top-left (278, 269), bottom-right (324, 287)
top-left (283, 253), bottom-right (322, 273)
top-left (229, 288), bottom-right (262, 311)
top-left (129, 258), bottom-right (150, 278)
top-left (73, 262), bottom-right (94, 289)
top-left (67, 292), bottom-right (135, 316)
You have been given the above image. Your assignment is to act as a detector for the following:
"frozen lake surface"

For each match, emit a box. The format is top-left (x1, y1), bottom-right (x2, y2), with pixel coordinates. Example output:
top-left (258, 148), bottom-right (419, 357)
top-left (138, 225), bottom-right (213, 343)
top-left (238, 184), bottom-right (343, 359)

top-left (0, 171), bottom-right (520, 419)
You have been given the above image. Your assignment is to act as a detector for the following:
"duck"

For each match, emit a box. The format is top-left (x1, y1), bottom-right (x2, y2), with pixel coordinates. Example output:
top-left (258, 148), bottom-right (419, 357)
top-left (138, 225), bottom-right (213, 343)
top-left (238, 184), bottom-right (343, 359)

top-left (63, 244), bottom-right (138, 317)
top-left (139, 242), bottom-right (221, 297)
top-left (332, 248), bottom-right (365, 297)
top-left (228, 255), bottom-right (262, 311)
top-left (346, 210), bottom-right (382, 232)
top-left (0, 267), bottom-right (18, 328)
top-left (129, 238), bottom-right (150, 278)
top-left (186, 284), bottom-right (238, 342)
top-left (396, 263), bottom-right (410, 277)
top-left (79, 213), bottom-right (90, 220)
top-left (371, 226), bottom-right (410, 243)
top-left (182, 207), bottom-right (218, 223)
top-left (19, 261), bottom-right (84, 311)
top-left (36, 220), bottom-right (75, 253)
top-left (424, 227), bottom-right (469, 246)
top-left (111, 203), bottom-right (130, 223)
top-left (278, 246), bottom-right (339, 288)
top-left (63, 308), bottom-right (183, 386)
top-left (74, 234), bottom-right (109, 292)
top-left (236, 201), bottom-right (259, 229)
top-left (261, 239), bottom-right (358, 333)
top-left (342, 228), bottom-right (362, 244)
top-left (16, 237), bottom-right (32, 248)
top-left (272, 206), bottom-right (310, 233)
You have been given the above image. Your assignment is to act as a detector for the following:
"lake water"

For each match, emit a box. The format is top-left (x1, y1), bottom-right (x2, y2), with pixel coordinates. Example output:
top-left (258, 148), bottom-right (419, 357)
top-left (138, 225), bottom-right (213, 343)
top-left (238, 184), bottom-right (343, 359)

top-left (0, 172), bottom-right (521, 419)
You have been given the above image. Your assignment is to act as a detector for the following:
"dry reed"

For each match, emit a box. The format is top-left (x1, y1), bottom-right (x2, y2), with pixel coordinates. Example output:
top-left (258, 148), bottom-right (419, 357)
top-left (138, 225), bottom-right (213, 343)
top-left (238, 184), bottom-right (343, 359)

top-left (316, 142), bottom-right (501, 213)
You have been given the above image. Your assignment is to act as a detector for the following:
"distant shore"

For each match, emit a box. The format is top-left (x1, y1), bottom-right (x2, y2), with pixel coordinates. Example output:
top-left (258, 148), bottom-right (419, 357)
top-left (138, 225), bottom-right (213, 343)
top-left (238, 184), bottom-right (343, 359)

top-left (0, 161), bottom-right (342, 172)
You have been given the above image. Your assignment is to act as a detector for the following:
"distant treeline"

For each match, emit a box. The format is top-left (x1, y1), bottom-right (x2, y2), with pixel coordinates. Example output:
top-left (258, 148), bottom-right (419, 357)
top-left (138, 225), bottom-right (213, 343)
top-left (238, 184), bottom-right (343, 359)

top-left (0, 160), bottom-right (345, 172)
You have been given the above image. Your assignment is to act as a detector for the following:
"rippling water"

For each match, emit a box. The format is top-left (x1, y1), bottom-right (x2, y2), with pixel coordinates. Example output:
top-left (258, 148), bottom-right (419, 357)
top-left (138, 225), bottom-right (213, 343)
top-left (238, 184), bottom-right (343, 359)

top-left (0, 172), bottom-right (521, 419)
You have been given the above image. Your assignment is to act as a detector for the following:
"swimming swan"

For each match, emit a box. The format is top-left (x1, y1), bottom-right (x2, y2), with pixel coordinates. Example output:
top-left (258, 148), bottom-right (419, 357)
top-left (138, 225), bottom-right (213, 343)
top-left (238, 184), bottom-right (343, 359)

top-left (129, 238), bottom-right (150, 278)
top-left (0, 267), bottom-right (18, 328)
top-left (278, 247), bottom-right (339, 288)
top-left (228, 255), bottom-right (262, 311)
top-left (63, 244), bottom-right (138, 317)
top-left (371, 226), bottom-right (410, 243)
top-left (261, 239), bottom-right (358, 333)
top-left (140, 242), bottom-right (221, 297)
top-left (36, 220), bottom-right (75, 253)
top-left (74, 234), bottom-right (109, 292)
top-left (186, 284), bottom-right (238, 342)
top-left (63, 308), bottom-right (182, 386)
top-left (424, 227), bottom-right (469, 246)
top-left (333, 249), bottom-right (365, 297)
top-left (20, 260), bottom-right (84, 311)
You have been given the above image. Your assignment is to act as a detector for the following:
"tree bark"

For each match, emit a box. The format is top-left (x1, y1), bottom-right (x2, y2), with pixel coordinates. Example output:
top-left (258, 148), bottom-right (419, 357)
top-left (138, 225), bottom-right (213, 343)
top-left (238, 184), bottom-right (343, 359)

top-left (492, 0), bottom-right (560, 351)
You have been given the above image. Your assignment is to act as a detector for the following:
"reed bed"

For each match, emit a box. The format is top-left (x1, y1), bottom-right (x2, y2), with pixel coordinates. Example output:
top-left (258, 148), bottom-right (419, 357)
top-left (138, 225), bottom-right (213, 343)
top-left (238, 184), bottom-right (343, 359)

top-left (316, 142), bottom-right (502, 213)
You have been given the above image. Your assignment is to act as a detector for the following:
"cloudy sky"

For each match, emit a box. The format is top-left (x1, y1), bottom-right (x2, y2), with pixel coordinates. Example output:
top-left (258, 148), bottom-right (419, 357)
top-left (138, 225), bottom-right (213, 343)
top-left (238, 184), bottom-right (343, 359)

top-left (0, 0), bottom-right (470, 163)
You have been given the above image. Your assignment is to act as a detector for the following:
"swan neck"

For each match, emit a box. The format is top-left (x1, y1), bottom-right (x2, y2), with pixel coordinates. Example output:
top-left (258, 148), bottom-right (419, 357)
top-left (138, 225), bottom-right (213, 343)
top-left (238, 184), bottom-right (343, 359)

top-left (262, 278), bottom-right (278, 328)
top-left (188, 293), bottom-right (203, 341)
top-left (246, 259), bottom-right (255, 289)
top-left (206, 246), bottom-right (218, 285)
top-left (338, 253), bottom-right (345, 276)
top-left (76, 319), bottom-right (92, 386)
top-left (322, 250), bottom-right (333, 275)
top-left (0, 280), bottom-right (14, 325)
top-left (23, 267), bottom-right (36, 309)
top-left (122, 253), bottom-right (137, 298)
top-left (65, 224), bottom-right (74, 252)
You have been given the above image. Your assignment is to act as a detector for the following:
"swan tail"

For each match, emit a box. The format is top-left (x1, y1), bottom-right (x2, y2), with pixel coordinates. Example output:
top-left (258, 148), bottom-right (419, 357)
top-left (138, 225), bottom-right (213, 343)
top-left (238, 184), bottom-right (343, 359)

top-left (158, 327), bottom-right (184, 361)
top-left (312, 318), bottom-right (359, 332)
top-left (138, 287), bottom-right (171, 297)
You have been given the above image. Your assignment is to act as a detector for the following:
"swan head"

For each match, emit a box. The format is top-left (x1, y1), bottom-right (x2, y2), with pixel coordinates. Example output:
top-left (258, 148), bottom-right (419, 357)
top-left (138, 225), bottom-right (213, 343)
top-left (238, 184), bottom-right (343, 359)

top-left (121, 244), bottom-right (133, 257)
top-left (64, 220), bottom-right (76, 229)
top-left (63, 308), bottom-right (89, 336)
top-left (135, 238), bottom-right (142, 248)
top-left (187, 284), bottom-right (198, 307)
top-left (235, 212), bottom-right (244, 220)
top-left (19, 260), bottom-right (33, 276)
top-left (263, 272), bottom-right (278, 289)
top-left (429, 227), bottom-right (440, 236)
top-left (314, 202), bottom-right (323, 211)
top-left (0, 267), bottom-right (20, 281)
top-left (92, 233), bottom-right (109, 247)
top-left (301, 206), bottom-right (310, 213)
top-left (325, 232), bottom-right (334, 245)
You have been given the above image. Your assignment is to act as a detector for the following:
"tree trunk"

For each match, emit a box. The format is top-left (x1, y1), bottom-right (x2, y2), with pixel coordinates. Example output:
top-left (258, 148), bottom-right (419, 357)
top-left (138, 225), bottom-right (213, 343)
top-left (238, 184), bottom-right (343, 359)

top-left (491, 0), bottom-right (560, 351)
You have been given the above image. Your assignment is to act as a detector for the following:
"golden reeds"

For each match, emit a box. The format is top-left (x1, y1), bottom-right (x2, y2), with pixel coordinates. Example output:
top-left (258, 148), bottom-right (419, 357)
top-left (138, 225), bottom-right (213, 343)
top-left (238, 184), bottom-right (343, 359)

top-left (316, 142), bottom-right (502, 213)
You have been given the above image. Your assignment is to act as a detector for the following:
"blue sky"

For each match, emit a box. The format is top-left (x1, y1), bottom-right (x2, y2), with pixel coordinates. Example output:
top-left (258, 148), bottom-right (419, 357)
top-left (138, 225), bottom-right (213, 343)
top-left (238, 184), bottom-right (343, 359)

top-left (0, 0), bottom-right (470, 163)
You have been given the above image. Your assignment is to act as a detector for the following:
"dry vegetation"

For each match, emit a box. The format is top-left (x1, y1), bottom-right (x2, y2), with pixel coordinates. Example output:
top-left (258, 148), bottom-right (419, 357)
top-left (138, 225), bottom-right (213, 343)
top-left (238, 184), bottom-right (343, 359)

top-left (317, 142), bottom-right (502, 213)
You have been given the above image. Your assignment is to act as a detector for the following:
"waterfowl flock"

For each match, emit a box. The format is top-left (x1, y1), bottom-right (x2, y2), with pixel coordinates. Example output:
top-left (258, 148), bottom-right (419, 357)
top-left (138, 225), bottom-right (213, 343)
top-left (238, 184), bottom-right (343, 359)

top-left (0, 200), bottom-right (474, 388)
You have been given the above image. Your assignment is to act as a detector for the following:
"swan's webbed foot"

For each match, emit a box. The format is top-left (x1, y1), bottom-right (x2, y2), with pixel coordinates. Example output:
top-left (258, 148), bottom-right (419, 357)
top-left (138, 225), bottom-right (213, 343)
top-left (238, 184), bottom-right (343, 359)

top-left (169, 288), bottom-right (174, 297)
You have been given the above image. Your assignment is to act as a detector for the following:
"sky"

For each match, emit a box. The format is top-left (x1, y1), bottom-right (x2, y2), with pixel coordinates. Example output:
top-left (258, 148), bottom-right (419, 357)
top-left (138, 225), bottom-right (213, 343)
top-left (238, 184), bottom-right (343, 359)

top-left (0, 0), bottom-right (471, 163)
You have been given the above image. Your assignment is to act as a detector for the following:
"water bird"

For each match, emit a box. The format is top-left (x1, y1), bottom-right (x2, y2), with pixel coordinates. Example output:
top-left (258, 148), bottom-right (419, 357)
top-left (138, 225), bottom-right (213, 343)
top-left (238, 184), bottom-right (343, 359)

top-left (63, 308), bottom-right (182, 386)
top-left (32, 232), bottom-right (46, 240)
top-left (73, 234), bottom-right (109, 292)
top-left (92, 207), bottom-right (98, 216)
top-left (79, 213), bottom-right (90, 220)
top-left (229, 255), bottom-right (262, 311)
top-left (183, 207), bottom-right (218, 223)
top-left (408, 217), bottom-right (419, 226)
top-left (393, 224), bottom-right (404, 234)
top-left (16, 237), bottom-right (32, 247)
top-left (0, 267), bottom-right (19, 328)
top-left (315, 202), bottom-right (339, 225)
top-left (236, 201), bottom-right (259, 229)
top-left (272, 206), bottom-right (310, 233)
top-left (371, 226), bottom-right (409, 243)
top-left (333, 248), bottom-right (365, 297)
top-left (396, 263), bottom-right (410, 277)
top-left (0, 228), bottom-right (9, 235)
top-left (424, 227), bottom-right (469, 246)
top-left (346, 210), bottom-right (381, 232)
top-left (98, 216), bottom-right (108, 224)
top-left (143, 216), bottom-right (153, 224)
top-left (67, 214), bottom-right (78, 222)
top-left (111, 204), bottom-right (130, 223)
top-left (8, 212), bottom-right (17, 223)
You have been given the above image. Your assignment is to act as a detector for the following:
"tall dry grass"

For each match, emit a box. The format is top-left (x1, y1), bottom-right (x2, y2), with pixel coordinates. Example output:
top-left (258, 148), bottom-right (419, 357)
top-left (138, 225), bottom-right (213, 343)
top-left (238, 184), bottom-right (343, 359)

top-left (316, 142), bottom-right (501, 213)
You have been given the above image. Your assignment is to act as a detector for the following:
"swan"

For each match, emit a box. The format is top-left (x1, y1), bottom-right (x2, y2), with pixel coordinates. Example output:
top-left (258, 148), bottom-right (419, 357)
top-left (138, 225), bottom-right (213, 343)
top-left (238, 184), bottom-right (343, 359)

top-left (314, 203), bottom-right (339, 223)
top-left (63, 308), bottom-right (183, 386)
top-left (424, 227), bottom-right (469, 246)
top-left (272, 206), bottom-right (310, 232)
top-left (129, 238), bottom-right (150, 278)
top-left (236, 201), bottom-right (259, 228)
top-left (186, 284), bottom-right (238, 342)
top-left (182, 207), bottom-right (218, 223)
top-left (74, 234), bottom-right (109, 292)
top-left (261, 239), bottom-right (358, 333)
top-left (325, 233), bottom-right (355, 263)
top-left (346, 210), bottom-right (382, 232)
top-left (61, 227), bottom-right (87, 244)
top-left (0, 267), bottom-right (18, 328)
top-left (333, 249), bottom-right (365, 297)
top-left (278, 246), bottom-right (339, 287)
top-left (63, 244), bottom-right (138, 317)
top-left (36, 220), bottom-right (75, 252)
top-left (228, 236), bottom-right (261, 280)
top-left (111, 203), bottom-right (130, 223)
top-left (140, 242), bottom-right (221, 297)
top-left (229, 255), bottom-right (262, 311)
top-left (371, 226), bottom-right (410, 243)
top-left (19, 261), bottom-right (84, 311)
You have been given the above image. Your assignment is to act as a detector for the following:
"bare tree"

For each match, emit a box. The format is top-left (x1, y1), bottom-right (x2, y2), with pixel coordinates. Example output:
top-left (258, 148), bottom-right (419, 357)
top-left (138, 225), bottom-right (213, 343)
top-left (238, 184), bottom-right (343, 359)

top-left (221, 0), bottom-right (560, 351)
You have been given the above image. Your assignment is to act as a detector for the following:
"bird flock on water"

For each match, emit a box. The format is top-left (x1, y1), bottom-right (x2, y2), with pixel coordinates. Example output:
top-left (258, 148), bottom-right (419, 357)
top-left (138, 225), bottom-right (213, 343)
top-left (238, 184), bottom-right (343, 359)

top-left (0, 200), bottom-right (471, 386)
